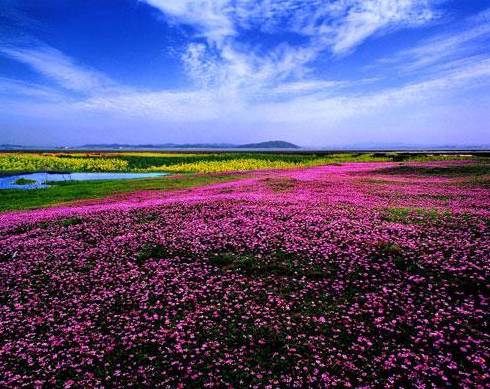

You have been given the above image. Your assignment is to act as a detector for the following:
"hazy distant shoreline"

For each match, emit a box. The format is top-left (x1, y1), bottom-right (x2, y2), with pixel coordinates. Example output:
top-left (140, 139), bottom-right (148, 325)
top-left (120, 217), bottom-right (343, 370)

top-left (1, 140), bottom-right (489, 153)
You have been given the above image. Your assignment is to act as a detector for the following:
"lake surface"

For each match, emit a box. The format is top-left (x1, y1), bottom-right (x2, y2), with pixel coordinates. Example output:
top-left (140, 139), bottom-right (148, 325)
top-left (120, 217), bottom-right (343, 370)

top-left (0, 172), bottom-right (168, 190)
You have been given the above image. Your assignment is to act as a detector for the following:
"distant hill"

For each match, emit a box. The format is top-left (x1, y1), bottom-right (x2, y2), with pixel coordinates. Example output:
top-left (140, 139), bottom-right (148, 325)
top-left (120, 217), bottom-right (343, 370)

top-left (0, 144), bottom-right (26, 149)
top-left (78, 140), bottom-right (301, 150)
top-left (237, 141), bottom-right (300, 149)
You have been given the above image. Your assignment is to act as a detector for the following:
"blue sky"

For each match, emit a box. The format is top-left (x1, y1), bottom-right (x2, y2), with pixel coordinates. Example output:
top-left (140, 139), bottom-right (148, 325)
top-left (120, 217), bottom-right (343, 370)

top-left (0, 0), bottom-right (489, 147)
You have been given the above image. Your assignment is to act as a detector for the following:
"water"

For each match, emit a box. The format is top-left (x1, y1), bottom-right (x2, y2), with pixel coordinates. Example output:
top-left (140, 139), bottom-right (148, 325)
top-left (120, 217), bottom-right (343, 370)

top-left (0, 172), bottom-right (169, 190)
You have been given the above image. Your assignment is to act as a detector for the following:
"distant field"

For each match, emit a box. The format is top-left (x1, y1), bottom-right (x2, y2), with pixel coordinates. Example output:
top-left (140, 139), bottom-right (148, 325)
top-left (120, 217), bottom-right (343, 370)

top-left (0, 152), bottom-right (488, 212)
top-left (0, 151), bottom-right (480, 174)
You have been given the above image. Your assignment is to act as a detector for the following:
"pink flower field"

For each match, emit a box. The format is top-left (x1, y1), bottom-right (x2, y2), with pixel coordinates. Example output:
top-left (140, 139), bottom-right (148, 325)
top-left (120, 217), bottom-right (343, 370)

top-left (0, 161), bottom-right (489, 387)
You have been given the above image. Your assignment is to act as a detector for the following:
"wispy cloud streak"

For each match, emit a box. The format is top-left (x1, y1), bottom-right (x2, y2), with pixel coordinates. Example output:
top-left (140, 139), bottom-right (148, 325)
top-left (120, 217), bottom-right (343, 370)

top-left (0, 44), bottom-right (115, 93)
top-left (377, 8), bottom-right (490, 73)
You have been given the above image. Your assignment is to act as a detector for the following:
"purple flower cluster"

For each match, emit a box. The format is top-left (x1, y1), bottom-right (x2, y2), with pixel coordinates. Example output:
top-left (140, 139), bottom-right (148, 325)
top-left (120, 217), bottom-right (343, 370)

top-left (0, 161), bottom-right (489, 387)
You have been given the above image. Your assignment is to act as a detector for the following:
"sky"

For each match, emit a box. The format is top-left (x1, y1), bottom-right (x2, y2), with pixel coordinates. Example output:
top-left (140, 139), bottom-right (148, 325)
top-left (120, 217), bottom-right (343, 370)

top-left (0, 0), bottom-right (489, 147)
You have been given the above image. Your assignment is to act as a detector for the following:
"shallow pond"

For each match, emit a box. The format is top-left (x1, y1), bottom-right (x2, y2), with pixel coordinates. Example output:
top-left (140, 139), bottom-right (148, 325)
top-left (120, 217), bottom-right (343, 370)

top-left (0, 172), bottom-right (168, 190)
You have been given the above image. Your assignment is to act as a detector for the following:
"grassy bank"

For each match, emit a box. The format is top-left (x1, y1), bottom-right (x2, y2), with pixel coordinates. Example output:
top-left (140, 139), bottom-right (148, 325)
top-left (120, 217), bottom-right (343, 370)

top-left (0, 173), bottom-right (240, 212)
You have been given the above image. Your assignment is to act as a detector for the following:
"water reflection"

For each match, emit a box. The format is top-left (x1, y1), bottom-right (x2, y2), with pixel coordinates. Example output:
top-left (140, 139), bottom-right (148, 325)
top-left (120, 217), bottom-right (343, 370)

top-left (0, 172), bottom-right (168, 190)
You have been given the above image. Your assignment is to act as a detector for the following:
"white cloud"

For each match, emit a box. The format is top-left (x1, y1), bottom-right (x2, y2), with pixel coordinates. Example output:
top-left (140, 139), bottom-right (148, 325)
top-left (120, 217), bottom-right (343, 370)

top-left (74, 89), bottom-right (226, 121)
top-left (0, 77), bottom-right (65, 101)
top-left (269, 80), bottom-right (349, 95)
top-left (258, 56), bottom-right (490, 124)
top-left (141, 0), bottom-right (235, 46)
top-left (0, 44), bottom-right (115, 93)
top-left (378, 8), bottom-right (490, 72)
top-left (50, 52), bottom-right (489, 127)
top-left (142, 0), bottom-right (440, 95)
top-left (181, 40), bottom-right (318, 99)
top-left (320, 0), bottom-right (436, 54)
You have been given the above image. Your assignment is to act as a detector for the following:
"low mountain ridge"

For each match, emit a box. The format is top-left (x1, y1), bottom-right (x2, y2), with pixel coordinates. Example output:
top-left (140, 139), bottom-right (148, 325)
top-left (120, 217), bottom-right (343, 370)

top-left (237, 141), bottom-right (300, 149)
top-left (78, 140), bottom-right (301, 150)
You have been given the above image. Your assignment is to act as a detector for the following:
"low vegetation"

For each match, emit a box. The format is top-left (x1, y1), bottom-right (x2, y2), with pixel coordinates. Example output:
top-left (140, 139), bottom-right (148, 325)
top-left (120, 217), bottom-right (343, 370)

top-left (13, 178), bottom-right (36, 185)
top-left (0, 173), bottom-right (241, 211)
top-left (0, 151), bottom-right (482, 174)
top-left (1, 153), bottom-right (487, 211)
top-left (382, 207), bottom-right (451, 224)
top-left (378, 161), bottom-right (490, 177)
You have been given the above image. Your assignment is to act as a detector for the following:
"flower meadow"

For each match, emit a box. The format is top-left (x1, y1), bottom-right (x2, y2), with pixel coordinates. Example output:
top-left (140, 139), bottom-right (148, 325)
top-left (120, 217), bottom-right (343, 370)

top-left (0, 161), bottom-right (488, 387)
